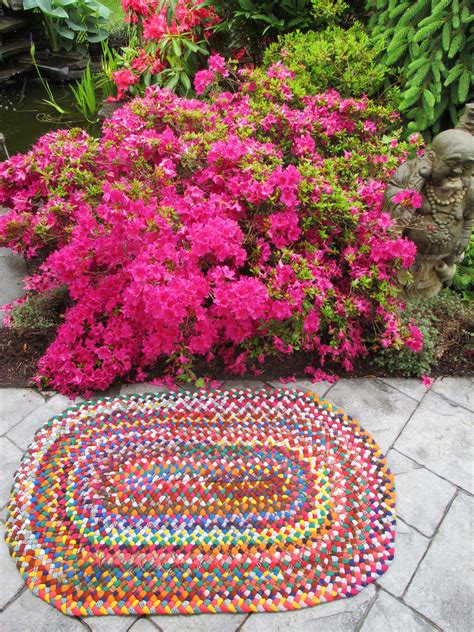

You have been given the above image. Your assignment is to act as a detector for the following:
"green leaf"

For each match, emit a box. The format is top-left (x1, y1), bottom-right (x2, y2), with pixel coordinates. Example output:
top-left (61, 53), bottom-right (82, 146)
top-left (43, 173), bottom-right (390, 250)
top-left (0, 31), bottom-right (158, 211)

top-left (171, 38), bottom-right (182, 58)
top-left (458, 70), bottom-right (471, 103)
top-left (180, 71), bottom-right (191, 93)
top-left (58, 26), bottom-right (74, 39)
top-left (406, 57), bottom-right (430, 74)
top-left (164, 73), bottom-right (179, 91)
top-left (441, 22), bottom-right (451, 51)
top-left (448, 32), bottom-right (464, 58)
top-left (413, 20), bottom-right (443, 43)
top-left (386, 45), bottom-right (407, 65)
top-left (422, 89), bottom-right (435, 111)
top-left (444, 63), bottom-right (464, 86)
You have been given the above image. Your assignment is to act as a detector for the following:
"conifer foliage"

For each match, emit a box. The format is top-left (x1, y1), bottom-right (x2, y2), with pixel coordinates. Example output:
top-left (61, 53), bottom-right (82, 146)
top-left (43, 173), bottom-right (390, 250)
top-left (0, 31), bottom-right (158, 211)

top-left (368, 0), bottom-right (473, 134)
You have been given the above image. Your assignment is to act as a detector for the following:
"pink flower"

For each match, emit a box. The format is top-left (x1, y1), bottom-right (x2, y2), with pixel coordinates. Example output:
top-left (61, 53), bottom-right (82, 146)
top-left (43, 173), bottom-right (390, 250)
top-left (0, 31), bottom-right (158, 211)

top-left (208, 54), bottom-right (228, 77)
top-left (405, 324), bottom-right (424, 352)
top-left (112, 68), bottom-right (138, 99)
top-left (392, 189), bottom-right (423, 209)
top-left (421, 375), bottom-right (434, 388)
top-left (279, 375), bottom-right (296, 384)
top-left (194, 69), bottom-right (215, 95)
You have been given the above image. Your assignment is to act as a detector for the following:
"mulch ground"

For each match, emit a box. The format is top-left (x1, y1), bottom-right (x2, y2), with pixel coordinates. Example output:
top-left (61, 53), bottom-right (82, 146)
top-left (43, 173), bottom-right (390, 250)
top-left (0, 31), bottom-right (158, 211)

top-left (1, 326), bottom-right (472, 390)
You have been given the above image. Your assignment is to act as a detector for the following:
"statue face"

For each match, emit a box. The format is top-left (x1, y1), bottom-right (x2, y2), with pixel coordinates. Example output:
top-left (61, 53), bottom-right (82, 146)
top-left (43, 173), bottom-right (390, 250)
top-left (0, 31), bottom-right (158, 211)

top-left (430, 138), bottom-right (474, 188)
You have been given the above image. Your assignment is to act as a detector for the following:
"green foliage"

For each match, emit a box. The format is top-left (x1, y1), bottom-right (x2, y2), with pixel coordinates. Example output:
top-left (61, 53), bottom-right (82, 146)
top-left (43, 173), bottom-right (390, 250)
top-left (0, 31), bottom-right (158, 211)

top-left (367, 0), bottom-right (474, 135)
top-left (202, 0), bottom-right (355, 53)
top-left (24, 0), bottom-right (111, 54)
top-left (99, 0), bottom-right (125, 25)
top-left (374, 299), bottom-right (440, 376)
top-left (374, 289), bottom-right (473, 376)
top-left (70, 63), bottom-right (98, 122)
top-left (452, 233), bottom-right (474, 300)
top-left (263, 23), bottom-right (389, 98)
top-left (10, 288), bottom-right (69, 330)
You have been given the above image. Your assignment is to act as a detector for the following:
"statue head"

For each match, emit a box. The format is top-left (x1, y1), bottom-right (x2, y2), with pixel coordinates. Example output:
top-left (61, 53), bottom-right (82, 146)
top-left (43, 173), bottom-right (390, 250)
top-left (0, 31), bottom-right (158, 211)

top-left (424, 129), bottom-right (474, 188)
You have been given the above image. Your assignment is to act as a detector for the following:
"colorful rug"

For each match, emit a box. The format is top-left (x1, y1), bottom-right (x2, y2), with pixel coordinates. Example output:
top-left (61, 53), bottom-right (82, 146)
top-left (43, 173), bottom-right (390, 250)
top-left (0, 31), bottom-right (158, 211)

top-left (5, 388), bottom-right (395, 616)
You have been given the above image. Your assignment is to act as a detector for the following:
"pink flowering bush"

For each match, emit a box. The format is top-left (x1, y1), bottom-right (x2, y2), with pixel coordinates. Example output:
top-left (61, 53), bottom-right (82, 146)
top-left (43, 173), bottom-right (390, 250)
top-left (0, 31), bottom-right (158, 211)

top-left (0, 60), bottom-right (422, 395)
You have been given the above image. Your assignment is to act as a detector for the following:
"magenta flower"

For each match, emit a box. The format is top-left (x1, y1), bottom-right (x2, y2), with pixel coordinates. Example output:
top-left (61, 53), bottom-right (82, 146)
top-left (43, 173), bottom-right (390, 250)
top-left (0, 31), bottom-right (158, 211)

top-left (392, 189), bottom-right (423, 209)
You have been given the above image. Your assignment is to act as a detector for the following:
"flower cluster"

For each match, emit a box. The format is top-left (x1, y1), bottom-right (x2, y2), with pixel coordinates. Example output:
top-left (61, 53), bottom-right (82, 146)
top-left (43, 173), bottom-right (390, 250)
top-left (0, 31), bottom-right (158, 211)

top-left (0, 60), bottom-right (423, 395)
top-left (112, 0), bottom-right (220, 99)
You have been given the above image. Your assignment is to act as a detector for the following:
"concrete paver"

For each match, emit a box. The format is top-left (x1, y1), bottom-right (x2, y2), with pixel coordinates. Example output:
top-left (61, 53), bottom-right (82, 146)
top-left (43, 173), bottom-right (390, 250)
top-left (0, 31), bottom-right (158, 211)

top-left (0, 250), bottom-right (27, 327)
top-left (0, 388), bottom-right (44, 435)
top-left (323, 378), bottom-right (418, 452)
top-left (151, 613), bottom-right (247, 632)
top-left (395, 390), bottom-right (473, 493)
top-left (0, 589), bottom-right (86, 631)
top-left (387, 450), bottom-right (456, 536)
top-left (376, 519), bottom-right (430, 597)
top-left (0, 523), bottom-right (24, 609)
top-left (431, 376), bottom-right (474, 411)
top-left (0, 437), bottom-right (23, 507)
top-left (7, 394), bottom-right (81, 451)
top-left (404, 493), bottom-right (474, 632)
top-left (360, 590), bottom-right (437, 631)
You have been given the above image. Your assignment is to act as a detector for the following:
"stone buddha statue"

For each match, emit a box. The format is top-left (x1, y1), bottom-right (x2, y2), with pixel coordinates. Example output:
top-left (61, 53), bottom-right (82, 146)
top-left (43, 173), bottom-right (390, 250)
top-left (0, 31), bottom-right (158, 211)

top-left (383, 126), bottom-right (474, 298)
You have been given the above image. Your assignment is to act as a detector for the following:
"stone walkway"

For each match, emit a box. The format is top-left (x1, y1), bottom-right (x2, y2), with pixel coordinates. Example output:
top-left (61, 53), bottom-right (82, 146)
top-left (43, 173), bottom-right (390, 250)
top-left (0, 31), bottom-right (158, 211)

top-left (0, 377), bottom-right (472, 632)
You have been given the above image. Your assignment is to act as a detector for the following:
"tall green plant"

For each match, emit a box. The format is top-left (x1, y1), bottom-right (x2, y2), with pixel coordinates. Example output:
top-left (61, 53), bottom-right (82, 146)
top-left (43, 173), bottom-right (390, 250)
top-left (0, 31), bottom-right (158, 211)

top-left (367, 0), bottom-right (474, 135)
top-left (200, 0), bottom-right (353, 52)
top-left (23, 0), bottom-right (112, 53)
top-left (70, 63), bottom-right (98, 122)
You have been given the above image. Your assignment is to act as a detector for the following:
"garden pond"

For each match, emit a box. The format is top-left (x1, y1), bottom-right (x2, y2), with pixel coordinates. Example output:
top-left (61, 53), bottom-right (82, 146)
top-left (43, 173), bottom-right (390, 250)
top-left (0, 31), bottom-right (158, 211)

top-left (0, 78), bottom-right (101, 157)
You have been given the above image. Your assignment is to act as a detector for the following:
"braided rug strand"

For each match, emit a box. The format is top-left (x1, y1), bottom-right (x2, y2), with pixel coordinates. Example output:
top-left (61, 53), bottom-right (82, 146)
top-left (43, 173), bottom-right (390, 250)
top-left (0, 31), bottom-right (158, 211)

top-left (5, 388), bottom-right (395, 616)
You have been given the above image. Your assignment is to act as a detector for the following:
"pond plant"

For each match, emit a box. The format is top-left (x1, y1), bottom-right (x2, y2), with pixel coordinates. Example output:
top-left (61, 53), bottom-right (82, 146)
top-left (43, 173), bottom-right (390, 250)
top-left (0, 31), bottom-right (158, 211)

top-left (0, 58), bottom-right (424, 394)
top-left (23, 0), bottom-right (113, 54)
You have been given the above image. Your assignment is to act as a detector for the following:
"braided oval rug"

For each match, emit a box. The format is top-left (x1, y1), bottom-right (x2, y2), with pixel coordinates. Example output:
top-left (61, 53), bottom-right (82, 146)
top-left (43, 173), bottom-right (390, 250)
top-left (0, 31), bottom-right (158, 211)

top-left (5, 388), bottom-right (395, 616)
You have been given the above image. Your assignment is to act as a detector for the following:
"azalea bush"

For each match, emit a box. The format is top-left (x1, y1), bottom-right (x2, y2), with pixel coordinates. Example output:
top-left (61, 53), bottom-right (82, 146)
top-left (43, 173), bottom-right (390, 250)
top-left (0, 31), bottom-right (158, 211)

top-left (0, 58), bottom-right (423, 395)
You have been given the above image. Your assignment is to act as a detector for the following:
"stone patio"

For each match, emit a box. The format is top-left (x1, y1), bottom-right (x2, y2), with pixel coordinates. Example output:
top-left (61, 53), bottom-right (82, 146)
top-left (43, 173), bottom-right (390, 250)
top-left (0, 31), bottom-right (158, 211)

top-left (0, 377), bottom-right (472, 632)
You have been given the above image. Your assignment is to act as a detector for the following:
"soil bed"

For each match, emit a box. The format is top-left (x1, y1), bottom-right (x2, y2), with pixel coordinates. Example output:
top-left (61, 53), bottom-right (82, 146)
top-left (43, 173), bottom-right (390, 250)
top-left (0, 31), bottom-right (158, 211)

top-left (0, 325), bottom-right (472, 391)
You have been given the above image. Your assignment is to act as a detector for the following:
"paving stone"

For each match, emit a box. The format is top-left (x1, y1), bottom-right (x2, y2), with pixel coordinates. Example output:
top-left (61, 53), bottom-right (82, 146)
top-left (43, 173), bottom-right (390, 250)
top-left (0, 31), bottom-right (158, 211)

top-left (240, 585), bottom-right (375, 632)
top-left (324, 379), bottom-right (417, 452)
top-left (221, 380), bottom-right (269, 391)
top-left (88, 385), bottom-right (122, 399)
top-left (376, 519), bottom-right (429, 597)
top-left (0, 388), bottom-right (44, 435)
top-left (120, 383), bottom-right (169, 396)
top-left (404, 493), bottom-right (473, 631)
top-left (270, 380), bottom-right (333, 399)
top-left (360, 590), bottom-right (437, 631)
top-left (0, 438), bottom-right (23, 506)
top-left (0, 523), bottom-right (24, 609)
top-left (0, 252), bottom-right (27, 326)
top-left (387, 450), bottom-right (455, 537)
top-left (432, 377), bottom-right (474, 411)
top-left (379, 378), bottom-right (429, 402)
top-left (179, 380), bottom-right (225, 393)
top-left (7, 394), bottom-right (80, 451)
top-left (395, 391), bottom-right (473, 493)
top-left (0, 588), bottom-right (85, 630)
top-left (129, 618), bottom-right (158, 631)
top-left (151, 613), bottom-right (246, 632)
top-left (83, 616), bottom-right (138, 632)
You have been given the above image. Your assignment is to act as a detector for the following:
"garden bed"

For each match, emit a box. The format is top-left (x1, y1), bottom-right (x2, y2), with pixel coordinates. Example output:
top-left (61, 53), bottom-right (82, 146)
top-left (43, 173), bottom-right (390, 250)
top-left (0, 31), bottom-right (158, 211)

top-left (1, 319), bottom-right (471, 390)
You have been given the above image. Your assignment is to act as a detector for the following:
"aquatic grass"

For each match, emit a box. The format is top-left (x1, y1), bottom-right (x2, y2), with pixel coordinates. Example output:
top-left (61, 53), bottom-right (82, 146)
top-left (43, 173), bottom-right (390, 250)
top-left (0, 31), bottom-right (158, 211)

top-left (70, 63), bottom-right (98, 122)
